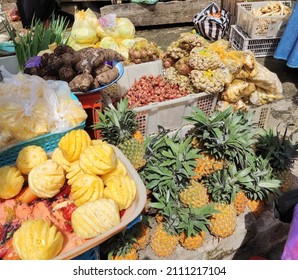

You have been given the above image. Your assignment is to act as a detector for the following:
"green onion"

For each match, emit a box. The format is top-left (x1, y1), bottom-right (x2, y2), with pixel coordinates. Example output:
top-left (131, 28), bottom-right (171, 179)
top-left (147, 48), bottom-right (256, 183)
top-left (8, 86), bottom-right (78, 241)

top-left (3, 15), bottom-right (69, 71)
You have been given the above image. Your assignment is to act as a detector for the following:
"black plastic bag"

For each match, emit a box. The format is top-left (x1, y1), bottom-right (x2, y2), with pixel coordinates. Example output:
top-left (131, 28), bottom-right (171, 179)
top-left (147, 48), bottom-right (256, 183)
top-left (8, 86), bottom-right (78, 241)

top-left (193, 2), bottom-right (230, 41)
top-left (274, 189), bottom-right (298, 223)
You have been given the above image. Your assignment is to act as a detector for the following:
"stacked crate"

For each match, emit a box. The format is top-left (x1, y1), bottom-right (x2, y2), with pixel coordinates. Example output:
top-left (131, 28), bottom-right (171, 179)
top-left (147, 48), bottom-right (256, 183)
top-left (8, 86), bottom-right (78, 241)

top-left (228, 1), bottom-right (292, 57)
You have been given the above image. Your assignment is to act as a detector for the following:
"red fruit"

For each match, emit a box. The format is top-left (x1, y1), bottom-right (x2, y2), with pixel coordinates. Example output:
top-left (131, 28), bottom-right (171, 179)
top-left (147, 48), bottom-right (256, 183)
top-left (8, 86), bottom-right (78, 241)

top-left (61, 203), bottom-right (77, 221)
top-left (0, 224), bottom-right (6, 242)
top-left (120, 209), bottom-right (126, 218)
top-left (56, 184), bottom-right (71, 198)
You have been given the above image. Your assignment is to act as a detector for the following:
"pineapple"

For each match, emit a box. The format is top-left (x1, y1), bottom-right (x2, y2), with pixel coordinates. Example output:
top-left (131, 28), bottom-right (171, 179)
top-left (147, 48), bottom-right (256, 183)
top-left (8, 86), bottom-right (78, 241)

top-left (255, 125), bottom-right (298, 192)
top-left (177, 205), bottom-right (215, 250)
top-left (192, 153), bottom-right (224, 180)
top-left (179, 179), bottom-right (210, 208)
top-left (209, 203), bottom-right (237, 239)
top-left (184, 106), bottom-right (258, 169)
top-left (93, 98), bottom-right (146, 170)
top-left (104, 230), bottom-right (139, 260)
top-left (234, 191), bottom-right (248, 216)
top-left (131, 220), bottom-right (150, 250)
top-left (141, 133), bottom-right (199, 200)
top-left (149, 200), bottom-right (180, 257)
top-left (151, 223), bottom-right (179, 258)
top-left (242, 155), bottom-right (281, 218)
top-left (204, 164), bottom-right (252, 238)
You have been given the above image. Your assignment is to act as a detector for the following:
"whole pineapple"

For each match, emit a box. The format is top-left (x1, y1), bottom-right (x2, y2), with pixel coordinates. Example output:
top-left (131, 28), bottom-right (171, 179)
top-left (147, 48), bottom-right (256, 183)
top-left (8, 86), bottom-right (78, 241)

top-left (150, 201), bottom-right (180, 258)
top-left (93, 98), bottom-right (146, 170)
top-left (130, 217), bottom-right (150, 250)
top-left (177, 205), bottom-right (215, 250)
top-left (103, 230), bottom-right (139, 260)
top-left (204, 164), bottom-right (252, 238)
top-left (184, 106), bottom-right (258, 171)
top-left (242, 155), bottom-right (281, 218)
top-left (179, 179), bottom-right (210, 208)
top-left (255, 125), bottom-right (298, 192)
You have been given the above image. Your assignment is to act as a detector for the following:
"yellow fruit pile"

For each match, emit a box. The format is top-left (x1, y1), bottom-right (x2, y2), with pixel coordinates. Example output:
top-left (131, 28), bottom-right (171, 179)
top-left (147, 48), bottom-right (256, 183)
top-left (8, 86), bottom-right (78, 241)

top-left (0, 129), bottom-right (138, 259)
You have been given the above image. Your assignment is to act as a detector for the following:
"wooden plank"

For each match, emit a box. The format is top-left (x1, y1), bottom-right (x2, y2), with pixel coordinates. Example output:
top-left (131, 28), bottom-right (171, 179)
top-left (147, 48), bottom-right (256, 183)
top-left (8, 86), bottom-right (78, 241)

top-left (100, 0), bottom-right (221, 26)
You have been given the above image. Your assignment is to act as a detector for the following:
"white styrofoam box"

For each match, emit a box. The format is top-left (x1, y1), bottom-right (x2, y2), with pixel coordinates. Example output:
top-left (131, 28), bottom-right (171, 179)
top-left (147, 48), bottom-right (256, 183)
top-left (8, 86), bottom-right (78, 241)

top-left (117, 60), bottom-right (163, 97)
top-left (133, 92), bottom-right (218, 136)
top-left (0, 55), bottom-right (19, 74)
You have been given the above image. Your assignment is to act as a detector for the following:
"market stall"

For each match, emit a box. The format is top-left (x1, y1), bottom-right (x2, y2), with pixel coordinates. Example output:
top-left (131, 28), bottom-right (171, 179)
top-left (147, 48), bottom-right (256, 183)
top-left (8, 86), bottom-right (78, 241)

top-left (0, 1), bottom-right (297, 261)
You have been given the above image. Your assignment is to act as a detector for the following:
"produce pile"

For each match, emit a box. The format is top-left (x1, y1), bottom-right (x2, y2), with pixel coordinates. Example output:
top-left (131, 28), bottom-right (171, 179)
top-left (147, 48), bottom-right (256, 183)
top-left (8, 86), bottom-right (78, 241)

top-left (94, 100), bottom-right (298, 260)
top-left (125, 75), bottom-right (188, 108)
top-left (0, 69), bottom-right (87, 148)
top-left (68, 9), bottom-right (162, 63)
top-left (24, 44), bottom-right (125, 93)
top-left (160, 32), bottom-right (283, 108)
top-left (0, 129), bottom-right (139, 260)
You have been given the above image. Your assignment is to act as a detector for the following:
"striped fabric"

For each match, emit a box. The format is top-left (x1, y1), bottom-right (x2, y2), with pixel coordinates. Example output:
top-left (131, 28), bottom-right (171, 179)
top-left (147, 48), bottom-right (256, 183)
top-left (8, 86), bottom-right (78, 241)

top-left (193, 3), bottom-right (230, 41)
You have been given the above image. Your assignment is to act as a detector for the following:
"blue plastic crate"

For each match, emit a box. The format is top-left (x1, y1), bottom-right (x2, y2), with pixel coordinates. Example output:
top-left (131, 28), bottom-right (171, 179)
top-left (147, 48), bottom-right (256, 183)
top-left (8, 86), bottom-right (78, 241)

top-left (0, 93), bottom-right (86, 167)
top-left (73, 246), bottom-right (100, 260)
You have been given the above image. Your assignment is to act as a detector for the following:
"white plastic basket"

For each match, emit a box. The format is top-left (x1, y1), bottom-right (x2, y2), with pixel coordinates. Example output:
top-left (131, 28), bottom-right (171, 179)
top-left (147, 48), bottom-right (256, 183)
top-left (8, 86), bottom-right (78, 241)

top-left (102, 92), bottom-right (218, 137)
top-left (229, 25), bottom-right (281, 57)
top-left (134, 92), bottom-right (218, 136)
top-left (249, 103), bottom-right (271, 128)
top-left (236, 1), bottom-right (292, 38)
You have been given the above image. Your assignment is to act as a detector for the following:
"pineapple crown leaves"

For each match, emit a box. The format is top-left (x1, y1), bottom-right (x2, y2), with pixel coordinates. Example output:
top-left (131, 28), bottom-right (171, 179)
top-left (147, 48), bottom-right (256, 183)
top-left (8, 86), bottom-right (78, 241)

top-left (150, 197), bottom-right (181, 236)
top-left (204, 163), bottom-right (252, 204)
top-left (93, 98), bottom-right (139, 145)
top-left (184, 106), bottom-right (257, 165)
top-left (103, 229), bottom-right (137, 259)
top-left (255, 123), bottom-right (298, 171)
top-left (242, 155), bottom-right (281, 201)
top-left (176, 204), bottom-right (218, 237)
top-left (141, 132), bottom-right (200, 195)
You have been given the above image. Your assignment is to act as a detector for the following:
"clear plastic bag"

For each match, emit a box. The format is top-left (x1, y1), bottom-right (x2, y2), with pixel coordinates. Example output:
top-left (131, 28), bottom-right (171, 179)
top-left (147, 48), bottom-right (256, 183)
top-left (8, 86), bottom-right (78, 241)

top-left (70, 8), bottom-right (100, 44)
top-left (0, 66), bottom-right (87, 148)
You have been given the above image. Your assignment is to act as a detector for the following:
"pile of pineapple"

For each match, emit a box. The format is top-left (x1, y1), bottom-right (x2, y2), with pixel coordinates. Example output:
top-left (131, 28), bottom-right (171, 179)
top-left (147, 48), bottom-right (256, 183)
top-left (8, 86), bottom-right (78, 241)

top-left (0, 128), bottom-right (140, 260)
top-left (95, 96), bottom-right (297, 259)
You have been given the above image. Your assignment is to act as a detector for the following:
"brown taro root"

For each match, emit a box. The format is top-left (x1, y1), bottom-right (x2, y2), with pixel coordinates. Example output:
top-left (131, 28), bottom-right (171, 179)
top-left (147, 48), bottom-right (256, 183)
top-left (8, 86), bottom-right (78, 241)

top-left (59, 66), bottom-right (76, 82)
top-left (95, 67), bottom-right (119, 86)
top-left (42, 75), bottom-right (58, 81)
top-left (60, 52), bottom-right (75, 67)
top-left (40, 53), bottom-right (50, 67)
top-left (54, 44), bottom-right (75, 56)
top-left (78, 47), bottom-right (125, 69)
top-left (75, 58), bottom-right (92, 74)
top-left (69, 73), bottom-right (94, 92)
top-left (92, 64), bottom-right (112, 76)
top-left (46, 54), bottom-right (64, 75)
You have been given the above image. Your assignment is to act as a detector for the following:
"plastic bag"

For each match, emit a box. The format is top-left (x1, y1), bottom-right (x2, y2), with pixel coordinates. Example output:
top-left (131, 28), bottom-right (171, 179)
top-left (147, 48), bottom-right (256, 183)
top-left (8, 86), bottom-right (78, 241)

top-left (281, 203), bottom-right (298, 259)
top-left (71, 8), bottom-right (100, 44)
top-left (193, 3), bottom-right (230, 41)
top-left (97, 16), bottom-right (135, 39)
top-left (0, 66), bottom-right (87, 148)
top-left (247, 62), bottom-right (283, 99)
top-left (99, 37), bottom-right (136, 59)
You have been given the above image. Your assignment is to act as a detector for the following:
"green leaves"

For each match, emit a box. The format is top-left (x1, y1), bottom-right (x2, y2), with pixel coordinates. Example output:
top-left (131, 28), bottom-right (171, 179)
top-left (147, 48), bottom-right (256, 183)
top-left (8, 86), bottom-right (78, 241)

top-left (93, 98), bottom-right (139, 145)
top-left (4, 15), bottom-right (69, 71)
